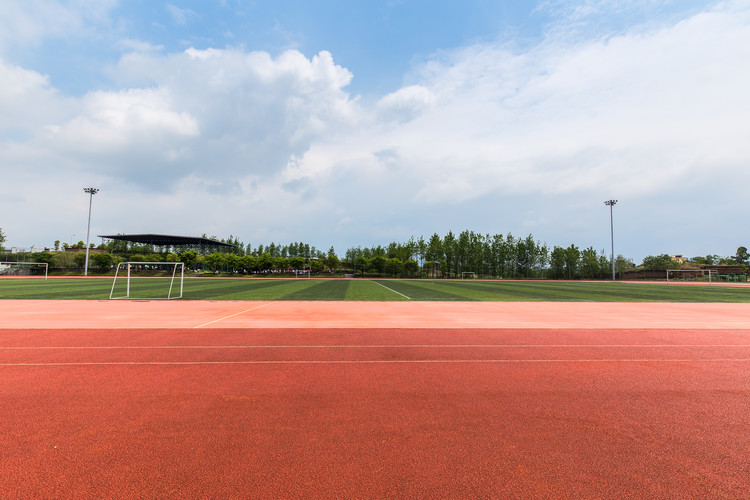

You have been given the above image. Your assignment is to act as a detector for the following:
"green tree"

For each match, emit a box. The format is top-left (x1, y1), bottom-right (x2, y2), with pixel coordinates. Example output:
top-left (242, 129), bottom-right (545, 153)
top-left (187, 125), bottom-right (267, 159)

top-left (203, 252), bottom-right (225, 272)
top-left (403, 259), bottom-right (419, 278)
top-left (443, 231), bottom-right (457, 278)
top-left (355, 255), bottom-right (368, 277)
top-left (53, 251), bottom-right (75, 271)
top-left (504, 234), bottom-right (518, 278)
top-left (549, 246), bottom-right (566, 279)
top-left (580, 247), bottom-right (599, 279)
top-left (371, 255), bottom-right (387, 276)
top-left (91, 253), bottom-right (114, 273)
top-left (598, 250), bottom-right (611, 278)
top-left (309, 259), bottom-right (324, 273)
top-left (242, 255), bottom-right (258, 272)
top-left (73, 252), bottom-right (87, 270)
top-left (30, 252), bottom-right (55, 266)
top-left (425, 233), bottom-right (443, 278)
top-left (385, 257), bottom-right (402, 277)
top-left (641, 254), bottom-right (675, 270)
top-left (516, 235), bottom-right (542, 278)
top-left (225, 254), bottom-right (240, 273)
top-left (491, 234), bottom-right (509, 278)
top-left (564, 244), bottom-right (580, 279)
top-left (0, 227), bottom-right (6, 252)
top-left (614, 255), bottom-right (635, 278)
top-left (735, 246), bottom-right (749, 265)
top-left (258, 253), bottom-right (274, 271)
top-left (416, 236), bottom-right (427, 274)
top-left (289, 256), bottom-right (305, 270)
top-left (179, 250), bottom-right (199, 269)
top-left (324, 251), bottom-right (340, 273)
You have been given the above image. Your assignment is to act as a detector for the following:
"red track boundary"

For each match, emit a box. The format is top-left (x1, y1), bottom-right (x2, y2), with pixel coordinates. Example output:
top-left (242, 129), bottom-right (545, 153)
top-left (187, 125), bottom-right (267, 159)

top-left (2, 303), bottom-right (750, 498)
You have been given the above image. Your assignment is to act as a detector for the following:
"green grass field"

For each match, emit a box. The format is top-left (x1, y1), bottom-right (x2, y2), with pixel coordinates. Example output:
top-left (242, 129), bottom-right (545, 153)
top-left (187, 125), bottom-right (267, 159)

top-left (1, 277), bottom-right (749, 302)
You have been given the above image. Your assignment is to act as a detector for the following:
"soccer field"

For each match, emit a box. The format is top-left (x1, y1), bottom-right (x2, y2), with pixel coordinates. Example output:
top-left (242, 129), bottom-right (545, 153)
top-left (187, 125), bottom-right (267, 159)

top-left (1, 277), bottom-right (749, 302)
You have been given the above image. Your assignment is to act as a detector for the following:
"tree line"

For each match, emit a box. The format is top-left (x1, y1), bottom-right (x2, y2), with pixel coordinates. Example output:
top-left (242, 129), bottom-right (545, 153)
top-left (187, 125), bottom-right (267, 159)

top-left (2, 226), bottom-right (748, 279)
top-left (342, 231), bottom-right (637, 279)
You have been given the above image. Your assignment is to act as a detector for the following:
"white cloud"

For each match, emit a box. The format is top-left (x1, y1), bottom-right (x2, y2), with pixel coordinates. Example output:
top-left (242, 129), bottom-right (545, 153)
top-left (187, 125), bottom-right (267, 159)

top-left (377, 85), bottom-right (435, 123)
top-left (268, 1), bottom-right (750, 255)
top-left (2, 1), bottom-right (750, 261)
top-left (0, 0), bottom-right (116, 50)
top-left (73, 88), bottom-right (196, 140)
top-left (0, 59), bottom-right (70, 134)
top-left (166, 5), bottom-right (200, 26)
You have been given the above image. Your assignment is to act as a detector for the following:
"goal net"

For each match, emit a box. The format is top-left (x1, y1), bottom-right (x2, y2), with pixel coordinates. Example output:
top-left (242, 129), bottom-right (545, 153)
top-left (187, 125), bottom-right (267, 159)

top-left (666, 269), bottom-right (717, 283)
top-left (295, 264), bottom-right (312, 279)
top-left (461, 272), bottom-right (476, 280)
top-left (110, 262), bottom-right (184, 300)
top-left (0, 261), bottom-right (48, 279)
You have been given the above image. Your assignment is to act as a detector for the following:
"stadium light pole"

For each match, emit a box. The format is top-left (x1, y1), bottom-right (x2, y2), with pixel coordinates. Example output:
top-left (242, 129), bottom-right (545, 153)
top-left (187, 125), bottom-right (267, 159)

top-left (604, 199), bottom-right (617, 280)
top-left (83, 188), bottom-right (99, 276)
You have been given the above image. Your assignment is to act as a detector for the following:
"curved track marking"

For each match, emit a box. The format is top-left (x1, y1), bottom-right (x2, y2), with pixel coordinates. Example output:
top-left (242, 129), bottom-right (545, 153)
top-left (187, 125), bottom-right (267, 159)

top-left (192, 301), bottom-right (273, 328)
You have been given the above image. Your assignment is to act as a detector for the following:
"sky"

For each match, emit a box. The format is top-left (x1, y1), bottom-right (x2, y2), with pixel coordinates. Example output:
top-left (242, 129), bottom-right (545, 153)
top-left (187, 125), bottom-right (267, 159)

top-left (1, 0), bottom-right (748, 263)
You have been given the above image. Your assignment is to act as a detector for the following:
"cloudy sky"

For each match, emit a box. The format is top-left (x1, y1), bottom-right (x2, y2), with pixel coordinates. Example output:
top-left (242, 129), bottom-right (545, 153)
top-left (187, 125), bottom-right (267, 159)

top-left (1, 0), bottom-right (748, 262)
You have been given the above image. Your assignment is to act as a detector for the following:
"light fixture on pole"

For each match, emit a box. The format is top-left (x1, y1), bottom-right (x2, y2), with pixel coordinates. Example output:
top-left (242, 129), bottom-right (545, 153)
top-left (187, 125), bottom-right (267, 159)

top-left (83, 188), bottom-right (99, 276)
top-left (604, 199), bottom-right (617, 280)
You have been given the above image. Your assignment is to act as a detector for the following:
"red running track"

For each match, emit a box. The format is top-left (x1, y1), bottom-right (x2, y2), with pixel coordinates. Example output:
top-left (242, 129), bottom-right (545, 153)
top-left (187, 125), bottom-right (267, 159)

top-left (2, 301), bottom-right (750, 498)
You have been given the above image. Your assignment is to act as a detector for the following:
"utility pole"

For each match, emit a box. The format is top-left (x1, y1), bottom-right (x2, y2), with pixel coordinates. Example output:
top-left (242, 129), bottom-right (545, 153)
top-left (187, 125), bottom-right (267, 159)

top-left (83, 188), bottom-right (99, 276)
top-left (604, 200), bottom-right (617, 280)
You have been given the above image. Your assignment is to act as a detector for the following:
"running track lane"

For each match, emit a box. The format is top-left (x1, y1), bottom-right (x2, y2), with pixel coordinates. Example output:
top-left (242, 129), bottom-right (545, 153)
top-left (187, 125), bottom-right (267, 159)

top-left (2, 328), bottom-right (750, 498)
top-left (3, 300), bottom-right (750, 329)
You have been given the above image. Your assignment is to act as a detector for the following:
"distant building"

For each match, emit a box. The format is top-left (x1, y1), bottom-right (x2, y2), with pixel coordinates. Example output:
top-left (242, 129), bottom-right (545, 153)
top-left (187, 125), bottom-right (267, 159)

top-left (671, 255), bottom-right (687, 264)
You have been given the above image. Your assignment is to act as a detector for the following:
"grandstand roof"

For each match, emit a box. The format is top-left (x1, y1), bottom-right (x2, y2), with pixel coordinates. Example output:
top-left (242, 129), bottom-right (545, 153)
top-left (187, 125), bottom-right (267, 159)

top-left (98, 234), bottom-right (235, 247)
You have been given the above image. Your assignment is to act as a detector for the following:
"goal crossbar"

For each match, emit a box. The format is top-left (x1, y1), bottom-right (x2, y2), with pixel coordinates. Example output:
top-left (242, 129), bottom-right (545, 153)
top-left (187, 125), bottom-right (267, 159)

top-left (0, 261), bottom-right (48, 279)
top-left (110, 262), bottom-right (184, 300)
top-left (666, 269), bottom-right (717, 284)
top-left (295, 264), bottom-right (312, 279)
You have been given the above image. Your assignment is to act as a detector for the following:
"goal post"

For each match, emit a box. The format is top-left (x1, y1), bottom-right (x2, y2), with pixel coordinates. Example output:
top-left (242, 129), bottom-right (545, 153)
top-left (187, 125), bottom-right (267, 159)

top-left (295, 264), bottom-right (312, 279)
top-left (110, 262), bottom-right (184, 300)
top-left (461, 271), bottom-right (476, 280)
top-left (666, 269), bottom-right (716, 284)
top-left (0, 261), bottom-right (48, 279)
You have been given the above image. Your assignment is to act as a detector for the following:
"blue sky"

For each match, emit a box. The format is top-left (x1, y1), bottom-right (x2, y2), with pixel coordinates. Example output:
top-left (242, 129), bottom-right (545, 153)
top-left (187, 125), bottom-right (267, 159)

top-left (1, 0), bottom-right (748, 262)
top-left (16, 1), bottom-right (544, 97)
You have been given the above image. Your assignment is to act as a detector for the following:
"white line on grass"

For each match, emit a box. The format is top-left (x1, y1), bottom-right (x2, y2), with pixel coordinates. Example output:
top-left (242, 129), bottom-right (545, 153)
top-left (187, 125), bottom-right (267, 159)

top-left (372, 280), bottom-right (411, 300)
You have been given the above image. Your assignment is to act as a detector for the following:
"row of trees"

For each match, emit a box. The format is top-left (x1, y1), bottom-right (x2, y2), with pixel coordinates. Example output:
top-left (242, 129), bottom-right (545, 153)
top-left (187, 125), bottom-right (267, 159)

top-left (344, 231), bottom-right (636, 279)
top-left (3, 226), bottom-right (748, 279)
top-left (640, 247), bottom-right (750, 271)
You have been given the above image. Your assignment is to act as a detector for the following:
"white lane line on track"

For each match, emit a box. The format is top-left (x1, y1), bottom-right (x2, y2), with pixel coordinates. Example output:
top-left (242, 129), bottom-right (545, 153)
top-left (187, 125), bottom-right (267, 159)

top-left (3, 344), bottom-right (750, 349)
top-left (4, 359), bottom-right (750, 366)
top-left (193, 302), bottom-right (274, 328)
top-left (372, 280), bottom-right (411, 300)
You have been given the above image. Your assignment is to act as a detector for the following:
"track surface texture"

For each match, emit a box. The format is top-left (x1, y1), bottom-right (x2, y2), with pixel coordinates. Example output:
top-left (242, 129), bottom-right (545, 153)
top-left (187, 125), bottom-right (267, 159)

top-left (2, 301), bottom-right (750, 498)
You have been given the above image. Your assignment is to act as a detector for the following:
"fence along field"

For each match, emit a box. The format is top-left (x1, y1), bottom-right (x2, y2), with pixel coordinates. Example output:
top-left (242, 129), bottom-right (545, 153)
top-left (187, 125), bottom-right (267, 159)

top-left (1, 277), bottom-right (750, 302)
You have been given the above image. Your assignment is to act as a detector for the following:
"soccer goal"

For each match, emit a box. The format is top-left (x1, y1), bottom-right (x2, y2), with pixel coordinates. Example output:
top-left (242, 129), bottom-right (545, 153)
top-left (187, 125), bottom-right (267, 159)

top-left (0, 261), bottom-right (48, 279)
top-left (461, 272), bottom-right (476, 280)
top-left (110, 262), bottom-right (184, 300)
top-left (666, 269), bottom-right (717, 283)
top-left (295, 264), bottom-right (312, 279)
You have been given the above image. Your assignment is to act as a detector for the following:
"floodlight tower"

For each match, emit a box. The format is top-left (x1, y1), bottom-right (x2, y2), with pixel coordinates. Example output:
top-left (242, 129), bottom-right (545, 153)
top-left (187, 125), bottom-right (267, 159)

top-left (83, 187), bottom-right (99, 276)
top-left (604, 199), bottom-right (617, 280)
